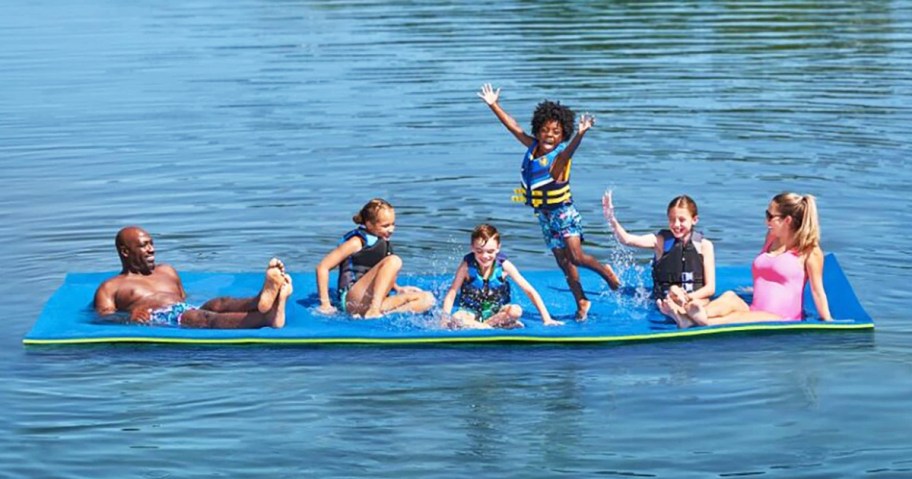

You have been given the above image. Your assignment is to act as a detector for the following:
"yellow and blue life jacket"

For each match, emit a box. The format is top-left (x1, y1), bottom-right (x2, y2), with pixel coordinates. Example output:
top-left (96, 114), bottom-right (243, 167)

top-left (513, 140), bottom-right (573, 210)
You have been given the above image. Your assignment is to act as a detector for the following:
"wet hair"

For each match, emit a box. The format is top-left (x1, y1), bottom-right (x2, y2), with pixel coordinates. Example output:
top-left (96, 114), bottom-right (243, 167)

top-left (531, 100), bottom-right (575, 143)
top-left (353, 198), bottom-right (393, 225)
top-left (471, 223), bottom-right (501, 246)
top-left (772, 192), bottom-right (821, 255)
top-left (666, 195), bottom-right (698, 218)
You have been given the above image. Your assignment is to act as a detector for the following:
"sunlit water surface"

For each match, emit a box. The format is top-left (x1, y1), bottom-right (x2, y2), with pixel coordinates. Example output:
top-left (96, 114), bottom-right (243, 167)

top-left (2, 1), bottom-right (911, 477)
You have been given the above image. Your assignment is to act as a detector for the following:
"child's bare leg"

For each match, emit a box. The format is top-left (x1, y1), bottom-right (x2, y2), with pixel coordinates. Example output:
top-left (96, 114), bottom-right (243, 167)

top-left (563, 236), bottom-right (621, 290)
top-left (344, 255), bottom-right (403, 318)
top-left (552, 248), bottom-right (590, 320)
top-left (380, 290), bottom-right (436, 316)
top-left (444, 310), bottom-right (490, 330)
top-left (686, 291), bottom-right (750, 326)
top-left (484, 304), bottom-right (524, 329)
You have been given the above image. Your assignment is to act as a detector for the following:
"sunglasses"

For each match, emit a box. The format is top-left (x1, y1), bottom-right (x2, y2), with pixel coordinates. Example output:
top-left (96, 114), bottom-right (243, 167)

top-left (765, 210), bottom-right (783, 221)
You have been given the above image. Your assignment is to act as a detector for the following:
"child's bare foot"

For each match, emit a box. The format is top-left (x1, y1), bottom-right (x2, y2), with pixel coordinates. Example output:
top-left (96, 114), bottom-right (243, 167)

top-left (258, 259), bottom-right (285, 313)
top-left (604, 264), bottom-right (621, 290)
top-left (686, 302), bottom-right (708, 325)
top-left (362, 308), bottom-right (383, 319)
top-left (576, 299), bottom-right (591, 321)
top-left (669, 304), bottom-right (695, 329)
top-left (657, 298), bottom-right (673, 316)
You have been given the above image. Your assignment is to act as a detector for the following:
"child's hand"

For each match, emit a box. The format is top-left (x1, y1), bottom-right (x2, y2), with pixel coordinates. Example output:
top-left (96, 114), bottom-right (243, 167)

top-left (602, 189), bottom-right (615, 221)
top-left (543, 318), bottom-right (564, 327)
top-left (477, 83), bottom-right (500, 106)
top-left (579, 112), bottom-right (596, 133)
top-left (317, 303), bottom-right (338, 315)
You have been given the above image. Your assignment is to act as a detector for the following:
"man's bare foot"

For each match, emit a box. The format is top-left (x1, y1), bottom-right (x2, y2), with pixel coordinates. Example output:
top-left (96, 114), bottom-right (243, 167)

top-left (686, 302), bottom-right (708, 325)
top-left (270, 280), bottom-right (293, 328)
top-left (576, 299), bottom-right (591, 321)
top-left (257, 258), bottom-right (285, 313)
top-left (604, 263), bottom-right (621, 290)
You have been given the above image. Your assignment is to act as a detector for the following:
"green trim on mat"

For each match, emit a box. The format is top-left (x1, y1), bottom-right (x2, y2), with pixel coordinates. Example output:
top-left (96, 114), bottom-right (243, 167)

top-left (22, 322), bottom-right (874, 346)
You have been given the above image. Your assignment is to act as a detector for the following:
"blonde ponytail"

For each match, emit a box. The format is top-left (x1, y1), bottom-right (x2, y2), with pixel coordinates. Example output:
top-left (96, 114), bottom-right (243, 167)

top-left (772, 192), bottom-right (821, 254)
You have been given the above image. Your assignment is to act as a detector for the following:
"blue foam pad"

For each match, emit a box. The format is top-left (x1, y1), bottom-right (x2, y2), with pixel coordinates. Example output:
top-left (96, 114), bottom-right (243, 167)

top-left (24, 254), bottom-right (872, 345)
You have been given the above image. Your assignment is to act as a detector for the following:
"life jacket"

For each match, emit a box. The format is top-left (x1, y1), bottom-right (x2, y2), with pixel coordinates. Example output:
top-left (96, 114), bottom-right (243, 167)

top-left (337, 227), bottom-right (393, 293)
top-left (458, 252), bottom-right (512, 318)
top-left (651, 230), bottom-right (705, 298)
top-left (512, 140), bottom-right (573, 210)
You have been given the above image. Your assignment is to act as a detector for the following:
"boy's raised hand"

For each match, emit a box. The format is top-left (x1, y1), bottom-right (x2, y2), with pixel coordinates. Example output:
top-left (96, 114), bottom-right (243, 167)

top-left (579, 112), bottom-right (596, 133)
top-left (477, 83), bottom-right (500, 106)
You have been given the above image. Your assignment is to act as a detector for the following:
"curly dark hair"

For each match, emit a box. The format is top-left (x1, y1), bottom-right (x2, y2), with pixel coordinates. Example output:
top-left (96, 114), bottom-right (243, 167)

top-left (531, 100), bottom-right (575, 142)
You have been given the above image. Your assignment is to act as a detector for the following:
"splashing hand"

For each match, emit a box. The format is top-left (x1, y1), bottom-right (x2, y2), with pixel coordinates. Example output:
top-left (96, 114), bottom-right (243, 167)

top-left (602, 189), bottom-right (615, 221)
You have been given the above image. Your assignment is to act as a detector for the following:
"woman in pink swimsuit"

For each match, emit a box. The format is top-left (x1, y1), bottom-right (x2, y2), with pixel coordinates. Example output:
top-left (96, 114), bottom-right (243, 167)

top-left (670, 192), bottom-right (832, 328)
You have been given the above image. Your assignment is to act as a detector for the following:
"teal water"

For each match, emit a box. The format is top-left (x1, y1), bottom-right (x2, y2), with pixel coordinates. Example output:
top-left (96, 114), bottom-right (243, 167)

top-left (2, 0), bottom-right (911, 477)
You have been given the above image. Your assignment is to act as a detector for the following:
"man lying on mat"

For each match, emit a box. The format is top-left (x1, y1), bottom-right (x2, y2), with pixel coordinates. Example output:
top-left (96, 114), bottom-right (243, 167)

top-left (93, 226), bottom-right (291, 329)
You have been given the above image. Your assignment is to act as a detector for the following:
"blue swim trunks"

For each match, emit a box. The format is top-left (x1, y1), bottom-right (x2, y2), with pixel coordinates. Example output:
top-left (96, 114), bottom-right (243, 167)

top-left (148, 302), bottom-right (193, 327)
top-left (536, 203), bottom-right (585, 250)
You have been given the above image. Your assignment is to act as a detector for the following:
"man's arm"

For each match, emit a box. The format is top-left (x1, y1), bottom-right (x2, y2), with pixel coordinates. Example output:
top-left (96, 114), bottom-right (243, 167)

top-left (93, 280), bottom-right (118, 315)
top-left (478, 84), bottom-right (535, 147)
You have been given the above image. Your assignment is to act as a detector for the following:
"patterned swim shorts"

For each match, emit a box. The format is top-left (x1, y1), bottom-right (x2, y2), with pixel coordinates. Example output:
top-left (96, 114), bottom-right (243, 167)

top-left (148, 302), bottom-right (193, 327)
top-left (536, 203), bottom-right (585, 250)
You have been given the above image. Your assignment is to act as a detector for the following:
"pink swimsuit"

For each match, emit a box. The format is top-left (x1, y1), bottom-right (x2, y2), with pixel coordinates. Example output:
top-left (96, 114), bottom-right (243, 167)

top-left (750, 242), bottom-right (806, 320)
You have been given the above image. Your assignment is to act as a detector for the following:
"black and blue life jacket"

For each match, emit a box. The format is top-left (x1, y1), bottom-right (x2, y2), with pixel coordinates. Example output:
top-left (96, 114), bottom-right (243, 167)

top-left (458, 252), bottom-right (512, 318)
top-left (651, 230), bottom-right (705, 298)
top-left (337, 227), bottom-right (393, 293)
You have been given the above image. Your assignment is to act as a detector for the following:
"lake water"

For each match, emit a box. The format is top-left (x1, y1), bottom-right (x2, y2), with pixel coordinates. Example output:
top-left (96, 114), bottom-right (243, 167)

top-left (2, 0), bottom-right (911, 477)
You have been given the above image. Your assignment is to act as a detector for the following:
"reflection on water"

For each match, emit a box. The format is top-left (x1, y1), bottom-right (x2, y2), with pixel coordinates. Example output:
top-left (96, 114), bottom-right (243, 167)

top-left (2, 0), bottom-right (911, 477)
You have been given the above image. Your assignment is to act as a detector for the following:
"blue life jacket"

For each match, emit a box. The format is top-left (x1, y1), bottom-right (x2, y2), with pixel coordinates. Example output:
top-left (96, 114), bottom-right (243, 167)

top-left (513, 140), bottom-right (573, 210)
top-left (337, 227), bottom-right (393, 294)
top-left (458, 252), bottom-right (512, 318)
top-left (651, 230), bottom-right (705, 298)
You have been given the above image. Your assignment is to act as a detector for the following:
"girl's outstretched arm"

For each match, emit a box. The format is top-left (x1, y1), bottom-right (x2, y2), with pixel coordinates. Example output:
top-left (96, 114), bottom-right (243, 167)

top-left (478, 83), bottom-right (534, 147)
top-left (602, 190), bottom-right (659, 249)
top-left (315, 237), bottom-right (363, 314)
top-left (806, 247), bottom-right (832, 320)
top-left (503, 260), bottom-right (562, 326)
top-left (550, 112), bottom-right (594, 181)
top-left (441, 262), bottom-right (469, 316)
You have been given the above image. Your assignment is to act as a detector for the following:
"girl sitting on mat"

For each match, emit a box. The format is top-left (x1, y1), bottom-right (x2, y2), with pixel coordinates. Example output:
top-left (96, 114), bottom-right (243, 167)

top-left (670, 192), bottom-right (832, 328)
top-left (441, 223), bottom-right (561, 330)
top-left (602, 190), bottom-right (716, 321)
top-left (316, 198), bottom-right (435, 319)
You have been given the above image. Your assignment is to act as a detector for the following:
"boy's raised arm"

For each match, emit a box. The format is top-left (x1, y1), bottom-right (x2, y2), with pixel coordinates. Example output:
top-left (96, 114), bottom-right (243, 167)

top-left (551, 112), bottom-right (594, 181)
top-left (478, 83), bottom-right (534, 147)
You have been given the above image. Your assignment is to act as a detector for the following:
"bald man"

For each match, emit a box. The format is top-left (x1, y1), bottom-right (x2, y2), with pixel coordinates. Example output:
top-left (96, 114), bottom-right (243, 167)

top-left (93, 226), bottom-right (291, 329)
